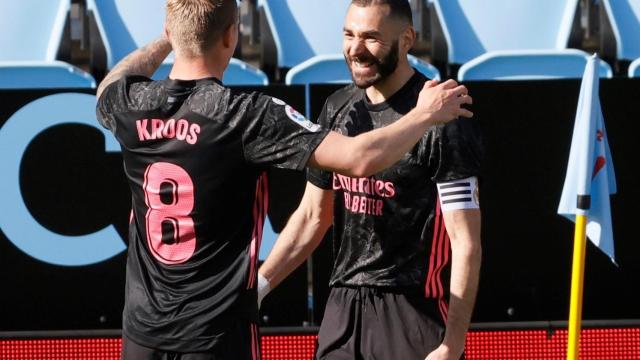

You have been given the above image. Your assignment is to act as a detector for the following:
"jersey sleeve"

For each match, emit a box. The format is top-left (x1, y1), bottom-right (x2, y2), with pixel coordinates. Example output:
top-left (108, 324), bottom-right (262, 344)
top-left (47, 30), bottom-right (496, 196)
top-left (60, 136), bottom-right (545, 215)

top-left (95, 75), bottom-right (152, 132)
top-left (96, 79), bottom-right (123, 131)
top-left (429, 117), bottom-right (483, 183)
top-left (306, 99), bottom-right (334, 190)
top-left (242, 94), bottom-right (330, 171)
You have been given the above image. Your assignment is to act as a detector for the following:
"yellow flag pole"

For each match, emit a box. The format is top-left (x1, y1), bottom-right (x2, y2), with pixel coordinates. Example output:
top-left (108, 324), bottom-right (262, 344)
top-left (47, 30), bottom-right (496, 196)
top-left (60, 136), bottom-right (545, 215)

top-left (567, 213), bottom-right (588, 360)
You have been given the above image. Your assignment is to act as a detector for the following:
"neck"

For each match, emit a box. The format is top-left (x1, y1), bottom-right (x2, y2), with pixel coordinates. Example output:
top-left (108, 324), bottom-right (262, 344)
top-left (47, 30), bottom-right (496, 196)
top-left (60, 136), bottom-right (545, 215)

top-left (169, 53), bottom-right (225, 81)
top-left (365, 61), bottom-right (415, 104)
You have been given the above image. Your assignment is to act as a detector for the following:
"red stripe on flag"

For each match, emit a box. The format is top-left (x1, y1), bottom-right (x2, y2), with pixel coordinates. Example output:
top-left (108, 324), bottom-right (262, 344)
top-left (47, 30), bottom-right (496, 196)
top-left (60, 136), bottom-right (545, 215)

top-left (592, 156), bottom-right (606, 180)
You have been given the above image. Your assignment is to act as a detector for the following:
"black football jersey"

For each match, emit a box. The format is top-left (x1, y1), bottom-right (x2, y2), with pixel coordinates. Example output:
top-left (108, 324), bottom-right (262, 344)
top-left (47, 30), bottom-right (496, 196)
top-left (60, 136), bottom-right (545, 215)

top-left (97, 75), bottom-right (328, 351)
top-left (308, 72), bottom-right (482, 304)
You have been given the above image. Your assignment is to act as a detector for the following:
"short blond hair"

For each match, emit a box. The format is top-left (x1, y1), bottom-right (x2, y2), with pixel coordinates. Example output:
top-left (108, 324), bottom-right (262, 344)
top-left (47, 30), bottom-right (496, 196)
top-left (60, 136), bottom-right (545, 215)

top-left (166, 0), bottom-right (237, 58)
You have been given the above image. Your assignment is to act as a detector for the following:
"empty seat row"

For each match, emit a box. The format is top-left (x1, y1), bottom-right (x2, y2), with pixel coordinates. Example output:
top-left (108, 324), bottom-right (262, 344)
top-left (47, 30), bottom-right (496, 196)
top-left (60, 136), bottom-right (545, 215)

top-left (86, 0), bottom-right (268, 86)
top-left (258, 0), bottom-right (640, 81)
top-left (0, 0), bottom-right (268, 89)
top-left (2, 0), bottom-right (640, 90)
top-left (0, 1), bottom-right (96, 89)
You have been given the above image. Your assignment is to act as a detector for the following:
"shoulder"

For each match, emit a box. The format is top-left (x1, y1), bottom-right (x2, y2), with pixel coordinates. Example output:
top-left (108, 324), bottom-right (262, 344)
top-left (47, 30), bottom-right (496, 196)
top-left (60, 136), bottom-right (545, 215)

top-left (99, 75), bottom-right (165, 113)
top-left (187, 82), bottom-right (230, 116)
top-left (325, 83), bottom-right (359, 110)
top-left (319, 83), bottom-right (360, 126)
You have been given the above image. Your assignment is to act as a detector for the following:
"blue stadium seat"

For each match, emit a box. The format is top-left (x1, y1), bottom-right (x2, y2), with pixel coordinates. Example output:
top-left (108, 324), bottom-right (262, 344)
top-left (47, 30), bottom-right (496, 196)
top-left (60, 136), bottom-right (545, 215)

top-left (600, 0), bottom-right (640, 63)
top-left (0, 62), bottom-right (97, 89)
top-left (430, 0), bottom-right (580, 66)
top-left (257, 0), bottom-right (350, 70)
top-left (0, 1), bottom-right (69, 62)
top-left (0, 1), bottom-right (96, 89)
top-left (457, 50), bottom-right (613, 81)
top-left (629, 58), bottom-right (640, 78)
top-left (153, 59), bottom-right (268, 85)
top-left (87, 0), bottom-right (267, 85)
top-left (285, 54), bottom-right (441, 85)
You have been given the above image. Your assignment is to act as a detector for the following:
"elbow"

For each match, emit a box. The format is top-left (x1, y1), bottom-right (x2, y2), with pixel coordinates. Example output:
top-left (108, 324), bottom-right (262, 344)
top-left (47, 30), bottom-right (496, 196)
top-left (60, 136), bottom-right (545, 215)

top-left (314, 211), bottom-right (334, 239)
top-left (301, 208), bottom-right (333, 245)
top-left (341, 153), bottom-right (377, 178)
top-left (339, 136), bottom-right (379, 177)
top-left (465, 242), bottom-right (482, 266)
top-left (452, 237), bottom-right (482, 262)
top-left (344, 164), bottom-right (372, 178)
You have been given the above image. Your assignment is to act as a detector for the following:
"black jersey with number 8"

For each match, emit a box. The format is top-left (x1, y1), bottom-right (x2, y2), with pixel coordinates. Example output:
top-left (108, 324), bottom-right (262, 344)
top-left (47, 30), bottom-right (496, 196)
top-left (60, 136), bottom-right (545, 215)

top-left (97, 75), bottom-right (328, 352)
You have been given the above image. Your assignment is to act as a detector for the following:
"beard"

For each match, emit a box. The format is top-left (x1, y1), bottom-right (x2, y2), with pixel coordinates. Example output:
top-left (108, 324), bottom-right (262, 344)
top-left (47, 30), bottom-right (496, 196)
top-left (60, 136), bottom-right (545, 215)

top-left (345, 40), bottom-right (400, 89)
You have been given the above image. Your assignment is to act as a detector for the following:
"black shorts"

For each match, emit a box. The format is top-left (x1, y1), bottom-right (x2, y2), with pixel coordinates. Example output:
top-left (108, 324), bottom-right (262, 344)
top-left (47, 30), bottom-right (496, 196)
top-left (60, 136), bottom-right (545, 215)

top-left (122, 322), bottom-right (261, 360)
top-left (316, 286), bottom-right (460, 360)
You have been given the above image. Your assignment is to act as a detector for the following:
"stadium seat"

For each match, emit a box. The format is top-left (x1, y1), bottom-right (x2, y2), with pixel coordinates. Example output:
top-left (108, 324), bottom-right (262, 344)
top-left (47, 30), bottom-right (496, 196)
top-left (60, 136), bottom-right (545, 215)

top-left (629, 58), bottom-right (640, 78)
top-left (0, 61), bottom-right (97, 89)
top-left (600, 0), bottom-right (640, 64)
top-left (457, 50), bottom-right (613, 81)
top-left (87, 0), bottom-right (267, 85)
top-left (151, 59), bottom-right (268, 85)
top-left (257, 0), bottom-right (350, 73)
top-left (0, 1), bottom-right (96, 89)
top-left (285, 54), bottom-right (441, 85)
top-left (429, 0), bottom-right (580, 67)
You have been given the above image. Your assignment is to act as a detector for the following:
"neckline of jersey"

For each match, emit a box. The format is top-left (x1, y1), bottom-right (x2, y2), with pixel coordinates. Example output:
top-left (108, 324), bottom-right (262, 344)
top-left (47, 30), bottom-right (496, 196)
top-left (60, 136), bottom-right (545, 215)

top-left (362, 70), bottom-right (422, 112)
top-left (164, 76), bottom-right (223, 90)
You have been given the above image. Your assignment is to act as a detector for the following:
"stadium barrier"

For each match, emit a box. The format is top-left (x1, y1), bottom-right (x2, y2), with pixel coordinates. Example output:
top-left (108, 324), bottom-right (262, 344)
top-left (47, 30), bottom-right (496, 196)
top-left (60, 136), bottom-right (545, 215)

top-left (1, 79), bottom-right (640, 351)
top-left (2, 320), bottom-right (640, 359)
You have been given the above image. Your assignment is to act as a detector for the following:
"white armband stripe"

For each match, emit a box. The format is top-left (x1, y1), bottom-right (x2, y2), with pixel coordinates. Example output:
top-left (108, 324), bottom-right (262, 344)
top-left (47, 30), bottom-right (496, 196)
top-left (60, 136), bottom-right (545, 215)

top-left (437, 177), bottom-right (480, 212)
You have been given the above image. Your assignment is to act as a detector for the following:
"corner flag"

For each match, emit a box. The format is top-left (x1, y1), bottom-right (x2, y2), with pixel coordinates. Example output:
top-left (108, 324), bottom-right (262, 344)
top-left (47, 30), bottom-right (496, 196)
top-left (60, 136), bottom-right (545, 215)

top-left (559, 54), bottom-right (617, 360)
top-left (558, 54), bottom-right (617, 263)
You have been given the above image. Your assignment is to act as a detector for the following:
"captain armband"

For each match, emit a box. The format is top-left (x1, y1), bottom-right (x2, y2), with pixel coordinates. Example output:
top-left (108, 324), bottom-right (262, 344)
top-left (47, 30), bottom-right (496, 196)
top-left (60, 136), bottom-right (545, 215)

top-left (436, 176), bottom-right (480, 212)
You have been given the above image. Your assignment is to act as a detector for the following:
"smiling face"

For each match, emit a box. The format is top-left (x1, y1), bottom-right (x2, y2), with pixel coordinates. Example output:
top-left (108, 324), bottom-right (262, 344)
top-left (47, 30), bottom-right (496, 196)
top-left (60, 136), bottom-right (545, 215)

top-left (342, 3), bottom-right (408, 88)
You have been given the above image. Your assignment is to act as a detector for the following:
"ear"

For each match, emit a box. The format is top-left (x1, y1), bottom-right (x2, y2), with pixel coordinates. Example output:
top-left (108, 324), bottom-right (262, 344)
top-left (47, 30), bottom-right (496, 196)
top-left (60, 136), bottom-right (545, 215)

top-left (400, 26), bottom-right (416, 53)
top-left (221, 22), bottom-right (237, 49)
top-left (163, 24), bottom-right (171, 43)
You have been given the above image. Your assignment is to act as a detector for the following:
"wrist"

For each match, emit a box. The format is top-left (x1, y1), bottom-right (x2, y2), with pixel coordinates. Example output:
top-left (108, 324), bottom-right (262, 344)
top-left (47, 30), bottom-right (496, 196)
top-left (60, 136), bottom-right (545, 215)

top-left (441, 335), bottom-right (466, 357)
top-left (257, 273), bottom-right (271, 307)
top-left (410, 107), bottom-right (436, 127)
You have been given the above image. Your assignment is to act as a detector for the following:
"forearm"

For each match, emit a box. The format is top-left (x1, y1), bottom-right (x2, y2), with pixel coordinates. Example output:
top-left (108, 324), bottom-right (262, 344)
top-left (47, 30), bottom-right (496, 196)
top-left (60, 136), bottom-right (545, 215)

top-left (259, 208), bottom-right (331, 288)
top-left (354, 108), bottom-right (436, 175)
top-left (310, 108), bottom-right (435, 177)
top-left (442, 242), bottom-right (481, 355)
top-left (97, 36), bottom-right (172, 98)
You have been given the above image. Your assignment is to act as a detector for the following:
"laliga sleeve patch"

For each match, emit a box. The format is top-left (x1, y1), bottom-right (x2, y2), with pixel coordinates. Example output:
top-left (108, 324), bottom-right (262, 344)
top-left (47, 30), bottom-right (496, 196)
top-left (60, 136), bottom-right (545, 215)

top-left (271, 97), bottom-right (286, 106)
top-left (285, 105), bottom-right (321, 132)
top-left (437, 176), bottom-right (480, 212)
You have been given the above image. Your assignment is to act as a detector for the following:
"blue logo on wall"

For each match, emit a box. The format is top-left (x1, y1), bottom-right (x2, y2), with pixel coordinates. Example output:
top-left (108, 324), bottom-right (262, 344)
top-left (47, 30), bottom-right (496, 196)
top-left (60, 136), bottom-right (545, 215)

top-left (0, 93), bottom-right (126, 266)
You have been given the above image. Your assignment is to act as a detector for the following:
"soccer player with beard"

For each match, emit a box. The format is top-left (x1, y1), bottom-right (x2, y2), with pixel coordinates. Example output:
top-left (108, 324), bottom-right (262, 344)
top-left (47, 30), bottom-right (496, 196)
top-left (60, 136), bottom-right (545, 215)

top-left (258, 1), bottom-right (482, 359)
top-left (95, 0), bottom-right (473, 358)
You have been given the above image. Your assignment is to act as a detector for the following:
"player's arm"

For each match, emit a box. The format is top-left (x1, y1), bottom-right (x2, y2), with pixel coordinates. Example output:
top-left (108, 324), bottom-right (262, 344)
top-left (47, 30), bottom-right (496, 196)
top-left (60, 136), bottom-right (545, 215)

top-left (426, 179), bottom-right (482, 360)
top-left (96, 36), bottom-right (172, 99)
top-left (308, 79), bottom-right (472, 178)
top-left (257, 182), bottom-right (334, 306)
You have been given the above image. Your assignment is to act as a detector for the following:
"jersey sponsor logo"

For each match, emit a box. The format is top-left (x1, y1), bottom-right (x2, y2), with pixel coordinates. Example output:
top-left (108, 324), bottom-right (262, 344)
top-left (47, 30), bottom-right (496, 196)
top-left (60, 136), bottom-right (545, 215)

top-left (136, 118), bottom-right (200, 145)
top-left (332, 174), bottom-right (396, 216)
top-left (284, 105), bottom-right (321, 132)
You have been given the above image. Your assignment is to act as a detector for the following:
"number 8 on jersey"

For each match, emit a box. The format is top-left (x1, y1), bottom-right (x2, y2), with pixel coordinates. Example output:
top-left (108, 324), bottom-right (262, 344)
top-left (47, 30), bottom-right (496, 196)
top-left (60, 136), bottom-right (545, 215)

top-left (143, 162), bottom-right (196, 264)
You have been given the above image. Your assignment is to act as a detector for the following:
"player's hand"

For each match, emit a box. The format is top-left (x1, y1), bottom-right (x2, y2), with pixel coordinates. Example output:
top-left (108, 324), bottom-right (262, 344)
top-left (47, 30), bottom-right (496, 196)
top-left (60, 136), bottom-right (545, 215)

top-left (415, 79), bottom-right (473, 125)
top-left (424, 343), bottom-right (462, 360)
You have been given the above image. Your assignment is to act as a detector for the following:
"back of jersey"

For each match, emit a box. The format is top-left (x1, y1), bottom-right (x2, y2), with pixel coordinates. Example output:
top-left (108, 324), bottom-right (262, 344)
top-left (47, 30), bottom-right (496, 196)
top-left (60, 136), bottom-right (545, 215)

top-left (96, 75), bottom-right (327, 352)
